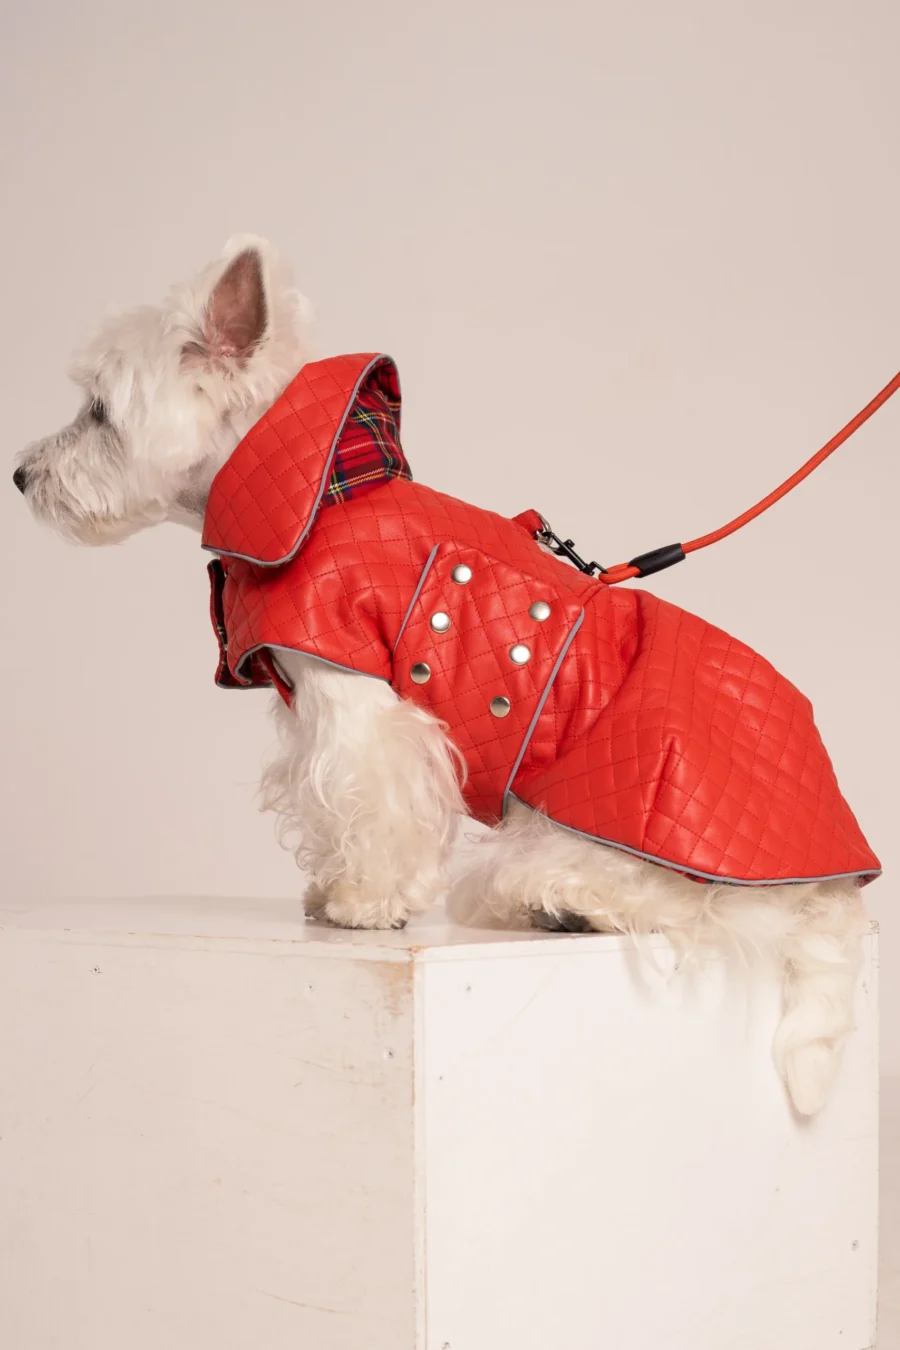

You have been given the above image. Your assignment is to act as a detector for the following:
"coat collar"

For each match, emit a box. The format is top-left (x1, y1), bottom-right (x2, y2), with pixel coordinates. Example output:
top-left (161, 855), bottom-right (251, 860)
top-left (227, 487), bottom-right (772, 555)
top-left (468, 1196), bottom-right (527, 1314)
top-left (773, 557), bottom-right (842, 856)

top-left (201, 353), bottom-right (400, 567)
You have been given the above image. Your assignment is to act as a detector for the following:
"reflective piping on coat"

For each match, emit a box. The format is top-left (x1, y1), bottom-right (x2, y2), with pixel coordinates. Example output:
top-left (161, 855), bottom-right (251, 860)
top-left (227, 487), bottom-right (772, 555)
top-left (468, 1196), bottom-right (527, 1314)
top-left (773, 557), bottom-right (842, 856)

top-left (505, 793), bottom-right (882, 888)
top-left (202, 355), bottom-right (397, 569)
top-left (392, 544), bottom-right (441, 652)
top-left (502, 608), bottom-right (585, 805)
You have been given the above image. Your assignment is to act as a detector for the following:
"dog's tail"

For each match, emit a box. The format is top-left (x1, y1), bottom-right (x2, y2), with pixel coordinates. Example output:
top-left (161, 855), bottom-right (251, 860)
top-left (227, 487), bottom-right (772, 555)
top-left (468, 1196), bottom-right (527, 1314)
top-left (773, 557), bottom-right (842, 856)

top-left (697, 877), bottom-right (866, 1116)
top-left (770, 882), bottom-right (868, 1116)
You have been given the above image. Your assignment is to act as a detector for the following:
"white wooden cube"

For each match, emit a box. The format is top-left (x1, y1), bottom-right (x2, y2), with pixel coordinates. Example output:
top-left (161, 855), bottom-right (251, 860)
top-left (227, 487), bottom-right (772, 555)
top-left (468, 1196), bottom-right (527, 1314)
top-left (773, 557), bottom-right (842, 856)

top-left (0, 898), bottom-right (878, 1350)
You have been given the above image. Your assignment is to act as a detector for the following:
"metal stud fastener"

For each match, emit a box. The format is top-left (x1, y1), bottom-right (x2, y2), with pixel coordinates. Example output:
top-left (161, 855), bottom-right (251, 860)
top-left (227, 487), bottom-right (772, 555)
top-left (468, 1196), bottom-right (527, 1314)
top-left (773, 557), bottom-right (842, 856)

top-left (430, 612), bottom-right (451, 632)
top-left (451, 564), bottom-right (473, 584)
top-left (509, 643), bottom-right (532, 665)
top-left (490, 696), bottom-right (512, 718)
top-left (410, 663), bottom-right (432, 684)
top-left (529, 600), bottom-right (551, 622)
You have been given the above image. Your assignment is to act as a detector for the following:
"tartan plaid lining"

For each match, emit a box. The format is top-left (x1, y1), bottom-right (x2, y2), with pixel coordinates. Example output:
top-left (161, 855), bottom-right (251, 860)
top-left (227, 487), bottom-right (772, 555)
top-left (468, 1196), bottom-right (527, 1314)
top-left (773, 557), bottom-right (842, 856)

top-left (323, 378), bottom-right (411, 506)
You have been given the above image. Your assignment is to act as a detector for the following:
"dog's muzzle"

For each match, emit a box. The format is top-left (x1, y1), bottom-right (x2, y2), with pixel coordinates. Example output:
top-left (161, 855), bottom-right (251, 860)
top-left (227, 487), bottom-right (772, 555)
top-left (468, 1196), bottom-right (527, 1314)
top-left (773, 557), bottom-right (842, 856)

top-left (13, 466), bottom-right (27, 494)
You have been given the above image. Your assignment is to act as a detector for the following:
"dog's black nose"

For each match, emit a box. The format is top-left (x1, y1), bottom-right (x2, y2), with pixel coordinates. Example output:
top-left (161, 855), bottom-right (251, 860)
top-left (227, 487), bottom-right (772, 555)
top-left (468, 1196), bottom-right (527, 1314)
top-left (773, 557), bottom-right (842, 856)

top-left (13, 466), bottom-right (27, 494)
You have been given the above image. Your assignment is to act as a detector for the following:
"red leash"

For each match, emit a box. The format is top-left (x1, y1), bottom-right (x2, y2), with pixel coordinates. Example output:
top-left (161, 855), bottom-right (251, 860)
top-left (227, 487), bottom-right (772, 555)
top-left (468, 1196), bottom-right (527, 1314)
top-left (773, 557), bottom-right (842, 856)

top-left (536, 369), bottom-right (900, 583)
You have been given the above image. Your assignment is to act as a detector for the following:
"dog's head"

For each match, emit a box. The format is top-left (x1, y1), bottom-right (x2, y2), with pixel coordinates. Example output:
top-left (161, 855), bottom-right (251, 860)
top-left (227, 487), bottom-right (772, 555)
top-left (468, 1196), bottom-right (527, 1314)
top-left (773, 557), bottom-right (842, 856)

top-left (14, 236), bottom-right (313, 543)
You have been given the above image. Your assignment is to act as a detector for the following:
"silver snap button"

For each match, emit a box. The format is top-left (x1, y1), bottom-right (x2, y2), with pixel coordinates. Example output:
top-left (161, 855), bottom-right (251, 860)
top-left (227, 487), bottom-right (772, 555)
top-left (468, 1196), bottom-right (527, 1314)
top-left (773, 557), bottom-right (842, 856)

top-left (410, 663), bottom-right (432, 684)
top-left (451, 564), bottom-right (473, 585)
top-left (529, 600), bottom-right (551, 622)
top-left (490, 696), bottom-right (512, 718)
top-left (430, 612), bottom-right (451, 632)
top-left (509, 644), bottom-right (532, 665)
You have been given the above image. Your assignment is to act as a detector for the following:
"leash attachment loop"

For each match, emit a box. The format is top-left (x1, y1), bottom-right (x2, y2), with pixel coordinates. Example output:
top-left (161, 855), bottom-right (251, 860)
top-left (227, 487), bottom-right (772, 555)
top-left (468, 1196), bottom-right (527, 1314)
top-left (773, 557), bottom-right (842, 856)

top-left (536, 516), bottom-right (607, 576)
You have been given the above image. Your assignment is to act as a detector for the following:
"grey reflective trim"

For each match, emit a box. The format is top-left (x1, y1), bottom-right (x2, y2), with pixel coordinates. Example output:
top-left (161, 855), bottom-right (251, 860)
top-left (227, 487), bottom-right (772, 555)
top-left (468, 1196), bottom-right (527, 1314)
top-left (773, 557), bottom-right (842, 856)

top-left (502, 609), bottom-right (585, 804)
top-left (231, 642), bottom-right (389, 689)
top-left (202, 355), bottom-right (397, 569)
top-left (505, 794), bottom-right (881, 887)
top-left (393, 544), bottom-right (440, 652)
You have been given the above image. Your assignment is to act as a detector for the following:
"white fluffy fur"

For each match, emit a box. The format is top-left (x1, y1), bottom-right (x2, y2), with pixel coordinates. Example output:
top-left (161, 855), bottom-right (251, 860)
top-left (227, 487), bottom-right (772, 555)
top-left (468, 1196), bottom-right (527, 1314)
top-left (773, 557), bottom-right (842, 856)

top-left (18, 235), bottom-right (313, 544)
top-left (448, 801), bottom-right (867, 1116)
top-left (260, 651), bottom-right (465, 929)
top-left (14, 235), bottom-right (869, 1116)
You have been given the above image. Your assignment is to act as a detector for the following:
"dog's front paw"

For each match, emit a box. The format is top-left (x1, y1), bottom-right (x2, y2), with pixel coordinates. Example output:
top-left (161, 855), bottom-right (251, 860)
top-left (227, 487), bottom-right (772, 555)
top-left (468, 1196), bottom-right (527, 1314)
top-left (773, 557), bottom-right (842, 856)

top-left (303, 884), bottom-right (329, 920)
top-left (320, 882), bottom-right (410, 931)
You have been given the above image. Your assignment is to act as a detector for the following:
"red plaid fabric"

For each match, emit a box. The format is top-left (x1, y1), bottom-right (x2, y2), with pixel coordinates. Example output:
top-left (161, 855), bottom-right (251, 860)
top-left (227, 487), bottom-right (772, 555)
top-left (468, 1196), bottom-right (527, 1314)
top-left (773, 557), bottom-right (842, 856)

top-left (322, 376), bottom-right (410, 506)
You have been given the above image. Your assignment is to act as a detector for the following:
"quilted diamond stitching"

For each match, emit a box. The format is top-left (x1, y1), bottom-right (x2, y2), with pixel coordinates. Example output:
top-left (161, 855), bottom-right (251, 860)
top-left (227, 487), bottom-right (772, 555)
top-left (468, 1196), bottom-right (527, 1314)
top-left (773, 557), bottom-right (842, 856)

top-left (206, 358), bottom-right (880, 886)
top-left (202, 354), bottom-right (395, 565)
top-left (393, 543), bottom-right (583, 818)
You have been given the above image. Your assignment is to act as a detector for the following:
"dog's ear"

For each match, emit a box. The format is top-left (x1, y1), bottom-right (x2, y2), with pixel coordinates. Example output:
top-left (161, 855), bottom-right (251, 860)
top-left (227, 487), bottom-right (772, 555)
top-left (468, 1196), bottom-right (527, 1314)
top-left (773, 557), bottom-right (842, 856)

top-left (191, 247), bottom-right (268, 365)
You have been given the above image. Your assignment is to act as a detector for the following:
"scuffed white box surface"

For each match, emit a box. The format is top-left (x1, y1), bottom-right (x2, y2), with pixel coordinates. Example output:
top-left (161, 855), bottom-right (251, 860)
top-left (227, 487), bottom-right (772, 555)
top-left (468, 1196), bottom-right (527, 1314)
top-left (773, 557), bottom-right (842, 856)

top-left (0, 898), bottom-right (878, 1350)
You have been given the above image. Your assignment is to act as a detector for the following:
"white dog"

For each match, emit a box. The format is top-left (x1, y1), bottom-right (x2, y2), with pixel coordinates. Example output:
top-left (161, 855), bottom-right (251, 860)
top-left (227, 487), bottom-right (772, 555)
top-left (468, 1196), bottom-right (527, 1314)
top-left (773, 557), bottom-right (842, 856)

top-left (14, 236), bottom-right (870, 1117)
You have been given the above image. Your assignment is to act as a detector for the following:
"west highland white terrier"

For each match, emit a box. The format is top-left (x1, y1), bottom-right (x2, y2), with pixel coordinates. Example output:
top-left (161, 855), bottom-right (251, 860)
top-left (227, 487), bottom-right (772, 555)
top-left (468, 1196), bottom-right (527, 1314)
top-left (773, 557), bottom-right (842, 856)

top-left (14, 236), bottom-right (876, 1116)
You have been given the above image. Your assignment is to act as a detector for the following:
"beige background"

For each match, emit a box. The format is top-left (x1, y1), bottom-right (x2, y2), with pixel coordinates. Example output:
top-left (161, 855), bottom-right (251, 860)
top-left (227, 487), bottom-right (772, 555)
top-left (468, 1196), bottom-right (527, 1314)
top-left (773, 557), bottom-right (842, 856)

top-left (2, 2), bottom-right (898, 1059)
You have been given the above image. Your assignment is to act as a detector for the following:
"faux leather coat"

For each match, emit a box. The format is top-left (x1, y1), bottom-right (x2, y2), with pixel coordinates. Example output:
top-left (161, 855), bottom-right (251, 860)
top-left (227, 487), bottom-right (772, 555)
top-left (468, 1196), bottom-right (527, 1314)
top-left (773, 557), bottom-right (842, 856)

top-left (203, 353), bottom-right (880, 888)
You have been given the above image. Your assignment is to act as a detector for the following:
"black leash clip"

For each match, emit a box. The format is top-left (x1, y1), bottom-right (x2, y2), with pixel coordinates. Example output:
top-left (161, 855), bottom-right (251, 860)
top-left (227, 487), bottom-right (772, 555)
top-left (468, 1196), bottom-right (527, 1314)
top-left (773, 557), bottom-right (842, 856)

top-left (536, 515), bottom-right (607, 577)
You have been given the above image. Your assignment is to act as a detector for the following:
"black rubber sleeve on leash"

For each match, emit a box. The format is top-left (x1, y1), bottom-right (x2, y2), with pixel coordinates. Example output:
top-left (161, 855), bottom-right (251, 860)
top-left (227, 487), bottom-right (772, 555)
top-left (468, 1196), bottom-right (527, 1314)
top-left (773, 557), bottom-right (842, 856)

top-left (628, 543), bottom-right (686, 577)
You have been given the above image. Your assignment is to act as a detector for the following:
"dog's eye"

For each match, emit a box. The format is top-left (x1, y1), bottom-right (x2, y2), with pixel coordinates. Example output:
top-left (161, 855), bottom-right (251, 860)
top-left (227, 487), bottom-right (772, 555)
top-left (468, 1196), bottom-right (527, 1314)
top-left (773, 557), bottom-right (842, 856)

top-left (90, 400), bottom-right (106, 424)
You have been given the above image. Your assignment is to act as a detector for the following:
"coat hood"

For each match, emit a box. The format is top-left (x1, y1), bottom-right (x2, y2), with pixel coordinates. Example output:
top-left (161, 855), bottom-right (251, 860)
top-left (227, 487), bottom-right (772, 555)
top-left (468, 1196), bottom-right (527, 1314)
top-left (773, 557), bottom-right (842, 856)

top-left (202, 354), bottom-right (404, 566)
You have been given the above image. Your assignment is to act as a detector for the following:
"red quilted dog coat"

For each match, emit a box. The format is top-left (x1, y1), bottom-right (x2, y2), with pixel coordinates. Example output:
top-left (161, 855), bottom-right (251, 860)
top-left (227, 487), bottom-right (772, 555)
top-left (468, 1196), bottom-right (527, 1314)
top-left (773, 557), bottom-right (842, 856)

top-left (203, 353), bottom-right (880, 887)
